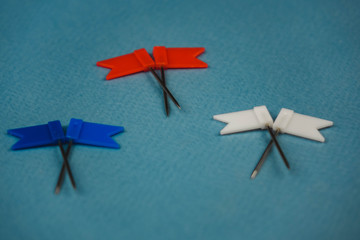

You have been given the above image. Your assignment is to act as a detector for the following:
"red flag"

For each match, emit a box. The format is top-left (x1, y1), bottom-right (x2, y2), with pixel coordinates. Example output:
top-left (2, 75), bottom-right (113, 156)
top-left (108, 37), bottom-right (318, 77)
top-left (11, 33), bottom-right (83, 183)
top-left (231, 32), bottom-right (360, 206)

top-left (153, 47), bottom-right (207, 69)
top-left (97, 48), bottom-right (155, 80)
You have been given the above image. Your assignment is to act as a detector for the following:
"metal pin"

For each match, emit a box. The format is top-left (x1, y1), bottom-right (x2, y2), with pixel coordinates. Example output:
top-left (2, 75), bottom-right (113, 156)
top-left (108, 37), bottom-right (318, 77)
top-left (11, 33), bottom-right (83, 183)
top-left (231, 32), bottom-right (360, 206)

top-left (266, 125), bottom-right (290, 169)
top-left (250, 129), bottom-right (280, 179)
top-left (161, 67), bottom-right (170, 116)
top-left (55, 140), bottom-right (74, 194)
top-left (149, 67), bottom-right (181, 109)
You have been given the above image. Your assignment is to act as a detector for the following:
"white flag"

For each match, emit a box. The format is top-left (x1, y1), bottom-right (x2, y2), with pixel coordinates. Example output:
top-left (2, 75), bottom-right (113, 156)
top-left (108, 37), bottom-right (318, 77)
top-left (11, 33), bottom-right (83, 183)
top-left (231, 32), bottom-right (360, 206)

top-left (213, 105), bottom-right (273, 135)
top-left (273, 108), bottom-right (333, 142)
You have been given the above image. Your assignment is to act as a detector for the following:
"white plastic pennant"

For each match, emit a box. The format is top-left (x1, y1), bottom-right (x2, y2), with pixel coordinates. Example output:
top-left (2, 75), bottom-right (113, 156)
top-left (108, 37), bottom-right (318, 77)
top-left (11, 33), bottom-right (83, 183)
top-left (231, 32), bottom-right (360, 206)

top-left (272, 108), bottom-right (333, 142)
top-left (213, 105), bottom-right (273, 135)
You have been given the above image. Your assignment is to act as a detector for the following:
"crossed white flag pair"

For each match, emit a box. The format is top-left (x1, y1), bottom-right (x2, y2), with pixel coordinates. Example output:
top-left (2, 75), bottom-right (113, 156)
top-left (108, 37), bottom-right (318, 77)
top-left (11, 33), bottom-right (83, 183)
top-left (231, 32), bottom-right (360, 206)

top-left (213, 106), bottom-right (333, 142)
top-left (213, 106), bottom-right (333, 178)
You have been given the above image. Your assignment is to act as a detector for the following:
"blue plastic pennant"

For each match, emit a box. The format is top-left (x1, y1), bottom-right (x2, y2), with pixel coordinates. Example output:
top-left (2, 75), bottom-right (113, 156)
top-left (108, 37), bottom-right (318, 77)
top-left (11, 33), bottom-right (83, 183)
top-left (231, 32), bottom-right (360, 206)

top-left (7, 120), bottom-right (65, 150)
top-left (66, 118), bottom-right (124, 148)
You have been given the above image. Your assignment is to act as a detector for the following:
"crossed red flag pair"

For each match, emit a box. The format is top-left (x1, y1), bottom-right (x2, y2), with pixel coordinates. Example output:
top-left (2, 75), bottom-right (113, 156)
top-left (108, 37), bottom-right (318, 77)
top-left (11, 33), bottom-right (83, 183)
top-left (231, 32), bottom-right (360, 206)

top-left (97, 47), bottom-right (208, 115)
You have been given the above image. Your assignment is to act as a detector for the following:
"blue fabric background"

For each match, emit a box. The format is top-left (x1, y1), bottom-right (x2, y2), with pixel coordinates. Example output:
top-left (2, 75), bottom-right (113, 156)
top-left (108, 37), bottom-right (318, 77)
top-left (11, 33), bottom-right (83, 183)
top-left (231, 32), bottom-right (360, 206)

top-left (1, 0), bottom-right (359, 239)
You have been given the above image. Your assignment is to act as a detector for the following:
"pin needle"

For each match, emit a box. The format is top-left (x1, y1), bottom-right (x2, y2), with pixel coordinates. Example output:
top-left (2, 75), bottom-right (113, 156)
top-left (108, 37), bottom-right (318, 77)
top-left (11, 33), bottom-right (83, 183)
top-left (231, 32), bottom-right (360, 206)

top-left (161, 66), bottom-right (170, 116)
top-left (55, 140), bottom-right (74, 194)
top-left (149, 67), bottom-right (181, 109)
top-left (250, 129), bottom-right (280, 179)
top-left (266, 125), bottom-right (290, 169)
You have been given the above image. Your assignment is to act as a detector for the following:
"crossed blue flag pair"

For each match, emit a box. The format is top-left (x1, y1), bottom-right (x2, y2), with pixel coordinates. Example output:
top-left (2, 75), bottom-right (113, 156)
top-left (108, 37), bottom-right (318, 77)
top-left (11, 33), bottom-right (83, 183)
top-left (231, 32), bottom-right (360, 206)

top-left (8, 118), bottom-right (124, 150)
top-left (8, 118), bottom-right (124, 193)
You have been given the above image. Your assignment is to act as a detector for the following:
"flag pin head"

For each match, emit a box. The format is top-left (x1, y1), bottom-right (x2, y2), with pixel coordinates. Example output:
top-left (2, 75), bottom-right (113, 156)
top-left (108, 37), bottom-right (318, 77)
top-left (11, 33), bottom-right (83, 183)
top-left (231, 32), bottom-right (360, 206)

top-left (7, 120), bottom-right (65, 150)
top-left (213, 105), bottom-right (273, 135)
top-left (66, 118), bottom-right (124, 148)
top-left (214, 105), bottom-right (289, 175)
top-left (273, 108), bottom-right (333, 142)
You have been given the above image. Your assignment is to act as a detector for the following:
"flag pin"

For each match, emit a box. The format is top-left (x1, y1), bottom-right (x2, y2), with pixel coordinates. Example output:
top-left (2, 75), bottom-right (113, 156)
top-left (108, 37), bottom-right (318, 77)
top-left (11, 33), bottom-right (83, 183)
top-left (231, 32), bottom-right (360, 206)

top-left (213, 106), bottom-right (333, 178)
top-left (97, 47), bottom-right (207, 116)
top-left (7, 119), bottom-right (124, 194)
top-left (213, 105), bottom-right (290, 172)
top-left (251, 108), bottom-right (333, 178)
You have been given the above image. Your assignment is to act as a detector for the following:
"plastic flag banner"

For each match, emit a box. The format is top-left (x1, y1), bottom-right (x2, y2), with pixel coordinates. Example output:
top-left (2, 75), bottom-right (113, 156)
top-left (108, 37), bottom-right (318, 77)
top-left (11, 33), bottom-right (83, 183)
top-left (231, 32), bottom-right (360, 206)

top-left (66, 118), bottom-right (124, 148)
top-left (273, 108), bottom-right (333, 142)
top-left (97, 48), bottom-right (155, 80)
top-left (8, 120), bottom-right (65, 150)
top-left (213, 106), bottom-right (273, 135)
top-left (153, 46), bottom-right (207, 69)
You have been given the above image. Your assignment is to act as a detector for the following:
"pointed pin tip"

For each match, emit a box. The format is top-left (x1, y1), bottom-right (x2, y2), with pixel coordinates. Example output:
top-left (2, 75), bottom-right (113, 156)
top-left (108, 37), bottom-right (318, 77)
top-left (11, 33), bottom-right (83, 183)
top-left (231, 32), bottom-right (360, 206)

top-left (176, 104), bottom-right (181, 110)
top-left (55, 187), bottom-right (61, 195)
top-left (250, 170), bottom-right (258, 179)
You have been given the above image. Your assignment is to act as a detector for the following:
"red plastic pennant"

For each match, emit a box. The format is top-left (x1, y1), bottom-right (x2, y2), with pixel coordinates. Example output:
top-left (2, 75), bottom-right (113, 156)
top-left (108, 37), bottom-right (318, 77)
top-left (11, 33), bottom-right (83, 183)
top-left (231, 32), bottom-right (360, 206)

top-left (97, 48), bottom-right (155, 80)
top-left (153, 47), bottom-right (207, 69)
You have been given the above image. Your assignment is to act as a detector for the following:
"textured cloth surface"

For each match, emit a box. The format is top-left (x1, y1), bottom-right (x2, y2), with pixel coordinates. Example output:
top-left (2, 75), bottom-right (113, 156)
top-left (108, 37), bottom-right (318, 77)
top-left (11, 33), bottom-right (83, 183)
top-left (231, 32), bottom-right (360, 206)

top-left (0, 0), bottom-right (359, 240)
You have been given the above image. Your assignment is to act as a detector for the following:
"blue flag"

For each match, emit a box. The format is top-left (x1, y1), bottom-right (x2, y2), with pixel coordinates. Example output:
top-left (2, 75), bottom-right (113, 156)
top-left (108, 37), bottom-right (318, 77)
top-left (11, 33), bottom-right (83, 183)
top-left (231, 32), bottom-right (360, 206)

top-left (66, 119), bottom-right (124, 148)
top-left (7, 120), bottom-right (65, 150)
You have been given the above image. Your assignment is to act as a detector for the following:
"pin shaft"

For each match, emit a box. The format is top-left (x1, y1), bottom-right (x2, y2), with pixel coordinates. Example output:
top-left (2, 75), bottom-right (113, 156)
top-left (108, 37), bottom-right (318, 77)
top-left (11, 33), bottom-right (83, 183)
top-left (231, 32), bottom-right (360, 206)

top-left (161, 67), bottom-right (170, 116)
top-left (55, 140), bottom-right (74, 194)
top-left (149, 67), bottom-right (181, 109)
top-left (266, 126), bottom-right (290, 169)
top-left (250, 130), bottom-right (280, 179)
